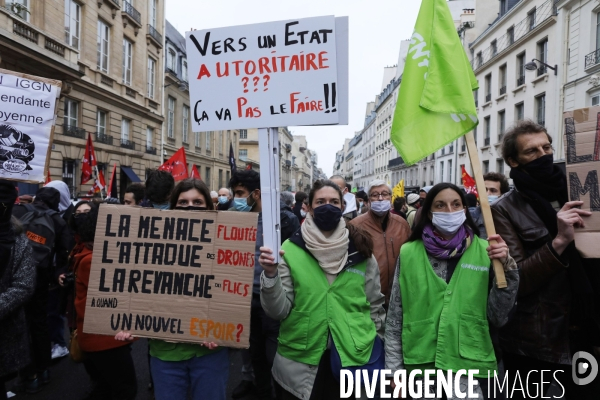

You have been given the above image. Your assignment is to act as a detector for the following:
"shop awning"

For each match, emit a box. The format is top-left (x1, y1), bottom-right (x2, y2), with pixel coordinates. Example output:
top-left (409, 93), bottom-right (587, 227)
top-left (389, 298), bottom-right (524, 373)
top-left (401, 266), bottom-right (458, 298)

top-left (121, 166), bottom-right (142, 183)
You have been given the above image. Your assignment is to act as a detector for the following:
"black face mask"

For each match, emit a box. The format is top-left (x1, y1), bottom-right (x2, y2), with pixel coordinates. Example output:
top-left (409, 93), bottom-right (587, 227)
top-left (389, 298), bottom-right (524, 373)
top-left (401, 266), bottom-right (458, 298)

top-left (73, 212), bottom-right (96, 242)
top-left (521, 154), bottom-right (555, 181)
top-left (312, 204), bottom-right (343, 231)
top-left (174, 206), bottom-right (208, 211)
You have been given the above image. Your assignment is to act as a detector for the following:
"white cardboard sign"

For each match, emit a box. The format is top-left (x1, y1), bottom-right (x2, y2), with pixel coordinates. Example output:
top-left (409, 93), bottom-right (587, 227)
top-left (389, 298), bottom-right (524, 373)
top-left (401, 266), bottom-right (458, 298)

top-left (185, 16), bottom-right (348, 130)
top-left (0, 69), bottom-right (60, 183)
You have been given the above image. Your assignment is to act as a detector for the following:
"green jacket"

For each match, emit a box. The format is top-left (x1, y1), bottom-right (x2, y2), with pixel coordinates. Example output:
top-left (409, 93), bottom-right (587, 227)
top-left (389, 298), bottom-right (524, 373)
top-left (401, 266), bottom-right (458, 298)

top-left (400, 238), bottom-right (497, 377)
top-left (279, 240), bottom-right (376, 367)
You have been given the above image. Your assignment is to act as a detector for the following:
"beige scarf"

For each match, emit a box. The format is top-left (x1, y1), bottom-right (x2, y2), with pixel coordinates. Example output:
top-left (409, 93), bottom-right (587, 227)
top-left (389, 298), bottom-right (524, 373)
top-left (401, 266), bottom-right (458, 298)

top-left (301, 212), bottom-right (349, 276)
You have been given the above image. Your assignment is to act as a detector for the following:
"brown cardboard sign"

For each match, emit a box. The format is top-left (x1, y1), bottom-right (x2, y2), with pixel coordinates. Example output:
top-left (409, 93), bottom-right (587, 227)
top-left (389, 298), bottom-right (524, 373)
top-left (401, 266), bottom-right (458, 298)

top-left (563, 107), bottom-right (600, 258)
top-left (83, 205), bottom-right (257, 348)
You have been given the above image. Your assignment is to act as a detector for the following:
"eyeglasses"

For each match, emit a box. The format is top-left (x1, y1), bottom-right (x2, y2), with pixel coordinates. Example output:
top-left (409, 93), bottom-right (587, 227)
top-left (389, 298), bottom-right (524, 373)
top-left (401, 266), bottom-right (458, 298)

top-left (370, 192), bottom-right (391, 200)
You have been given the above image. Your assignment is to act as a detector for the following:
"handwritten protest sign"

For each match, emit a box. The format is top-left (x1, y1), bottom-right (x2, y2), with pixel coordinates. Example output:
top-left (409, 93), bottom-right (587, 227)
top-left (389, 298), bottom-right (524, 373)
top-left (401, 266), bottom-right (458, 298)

top-left (83, 205), bottom-right (257, 348)
top-left (563, 107), bottom-right (600, 258)
top-left (185, 16), bottom-right (348, 130)
top-left (0, 68), bottom-right (60, 183)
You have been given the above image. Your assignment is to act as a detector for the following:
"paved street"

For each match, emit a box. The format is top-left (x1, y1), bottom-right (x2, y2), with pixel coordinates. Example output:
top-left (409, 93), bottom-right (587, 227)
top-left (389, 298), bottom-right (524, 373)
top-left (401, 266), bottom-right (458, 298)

top-left (6, 339), bottom-right (256, 400)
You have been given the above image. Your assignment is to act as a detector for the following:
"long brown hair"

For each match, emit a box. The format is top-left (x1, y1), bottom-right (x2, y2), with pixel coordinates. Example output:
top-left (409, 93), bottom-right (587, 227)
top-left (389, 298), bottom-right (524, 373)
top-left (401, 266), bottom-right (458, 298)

top-left (308, 180), bottom-right (373, 259)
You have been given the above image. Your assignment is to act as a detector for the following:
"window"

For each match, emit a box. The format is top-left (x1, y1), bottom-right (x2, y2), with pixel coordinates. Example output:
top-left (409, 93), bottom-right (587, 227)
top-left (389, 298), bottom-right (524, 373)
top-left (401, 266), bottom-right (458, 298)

top-left (485, 74), bottom-right (492, 102)
top-left (167, 97), bottom-right (175, 138)
top-left (499, 64), bottom-right (507, 95)
top-left (205, 167), bottom-right (211, 187)
top-left (147, 58), bottom-right (156, 99)
top-left (218, 131), bottom-right (223, 154)
top-left (440, 161), bottom-right (445, 182)
top-left (149, 0), bottom-right (157, 27)
top-left (97, 20), bottom-right (110, 73)
top-left (491, 40), bottom-right (497, 57)
top-left (122, 39), bottom-right (133, 85)
top-left (500, 0), bottom-right (507, 15)
top-left (239, 149), bottom-right (248, 160)
top-left (528, 8), bottom-right (536, 31)
top-left (167, 48), bottom-right (177, 72)
top-left (536, 93), bottom-right (546, 125)
top-left (195, 132), bottom-right (200, 148)
top-left (182, 105), bottom-right (189, 143)
top-left (146, 127), bottom-right (153, 147)
top-left (474, 86), bottom-right (478, 107)
top-left (64, 98), bottom-right (78, 127)
top-left (448, 160), bottom-right (453, 183)
top-left (218, 169), bottom-right (223, 189)
top-left (182, 59), bottom-right (188, 82)
top-left (9, 0), bottom-right (29, 21)
top-left (121, 118), bottom-right (130, 141)
top-left (498, 110), bottom-right (506, 139)
top-left (496, 159), bottom-right (505, 175)
top-left (239, 129), bottom-right (247, 139)
top-left (206, 131), bottom-right (211, 150)
top-left (483, 160), bottom-right (490, 174)
top-left (517, 52), bottom-right (526, 86)
top-left (64, 0), bottom-right (80, 49)
top-left (537, 38), bottom-right (548, 75)
top-left (96, 110), bottom-right (106, 135)
top-left (484, 116), bottom-right (491, 145)
top-left (592, 94), bottom-right (600, 106)
top-left (226, 171), bottom-right (230, 186)
top-left (515, 102), bottom-right (524, 121)
top-left (507, 26), bottom-right (514, 45)
top-left (476, 52), bottom-right (482, 68)
top-left (62, 159), bottom-right (76, 197)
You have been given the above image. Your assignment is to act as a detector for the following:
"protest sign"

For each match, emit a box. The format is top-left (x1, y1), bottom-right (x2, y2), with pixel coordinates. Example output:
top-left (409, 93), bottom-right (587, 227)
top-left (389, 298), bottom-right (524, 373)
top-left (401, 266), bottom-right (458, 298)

top-left (0, 68), bottom-right (61, 183)
top-left (185, 15), bottom-right (348, 130)
top-left (563, 107), bottom-right (600, 258)
top-left (83, 205), bottom-right (258, 348)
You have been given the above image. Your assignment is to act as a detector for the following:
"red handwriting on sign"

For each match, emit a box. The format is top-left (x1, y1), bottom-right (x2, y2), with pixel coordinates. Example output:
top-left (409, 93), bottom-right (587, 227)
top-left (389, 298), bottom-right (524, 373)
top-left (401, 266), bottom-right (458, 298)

top-left (289, 92), bottom-right (324, 114)
top-left (223, 279), bottom-right (250, 297)
top-left (236, 97), bottom-right (261, 118)
top-left (217, 249), bottom-right (254, 268)
top-left (189, 318), bottom-right (243, 341)
top-left (217, 225), bottom-right (257, 241)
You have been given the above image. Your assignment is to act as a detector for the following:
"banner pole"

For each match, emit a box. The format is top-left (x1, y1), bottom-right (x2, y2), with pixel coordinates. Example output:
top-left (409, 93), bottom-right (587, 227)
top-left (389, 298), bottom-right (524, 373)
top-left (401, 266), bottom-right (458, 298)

top-left (464, 131), bottom-right (507, 289)
top-left (258, 127), bottom-right (281, 264)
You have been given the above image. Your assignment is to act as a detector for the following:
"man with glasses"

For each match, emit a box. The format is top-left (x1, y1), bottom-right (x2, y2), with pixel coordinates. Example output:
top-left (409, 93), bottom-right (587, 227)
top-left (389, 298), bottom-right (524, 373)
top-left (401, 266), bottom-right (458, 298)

top-left (349, 179), bottom-right (410, 308)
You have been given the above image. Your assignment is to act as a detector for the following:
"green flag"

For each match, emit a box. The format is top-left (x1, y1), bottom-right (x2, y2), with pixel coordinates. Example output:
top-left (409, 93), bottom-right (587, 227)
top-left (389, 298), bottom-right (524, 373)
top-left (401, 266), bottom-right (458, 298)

top-left (391, 0), bottom-right (478, 166)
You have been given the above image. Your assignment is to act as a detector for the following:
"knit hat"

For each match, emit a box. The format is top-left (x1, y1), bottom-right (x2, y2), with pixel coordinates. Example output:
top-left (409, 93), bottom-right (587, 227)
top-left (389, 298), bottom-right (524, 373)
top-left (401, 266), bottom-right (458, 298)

top-left (407, 193), bottom-right (420, 205)
top-left (0, 179), bottom-right (18, 222)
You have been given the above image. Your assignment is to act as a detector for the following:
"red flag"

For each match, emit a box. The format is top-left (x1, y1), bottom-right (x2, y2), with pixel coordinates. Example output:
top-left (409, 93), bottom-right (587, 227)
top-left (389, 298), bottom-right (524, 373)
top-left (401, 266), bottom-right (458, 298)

top-left (159, 147), bottom-right (189, 181)
top-left (106, 163), bottom-right (118, 198)
top-left (245, 164), bottom-right (252, 170)
top-left (190, 164), bottom-right (201, 179)
top-left (461, 165), bottom-right (478, 197)
top-left (81, 134), bottom-right (97, 184)
top-left (45, 169), bottom-right (51, 184)
top-left (87, 170), bottom-right (106, 196)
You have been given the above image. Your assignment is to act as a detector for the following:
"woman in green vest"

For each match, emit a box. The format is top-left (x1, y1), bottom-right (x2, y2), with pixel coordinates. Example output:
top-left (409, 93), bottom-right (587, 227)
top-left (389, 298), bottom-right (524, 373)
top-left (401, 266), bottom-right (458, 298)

top-left (384, 183), bottom-right (519, 399)
top-left (259, 179), bottom-right (387, 400)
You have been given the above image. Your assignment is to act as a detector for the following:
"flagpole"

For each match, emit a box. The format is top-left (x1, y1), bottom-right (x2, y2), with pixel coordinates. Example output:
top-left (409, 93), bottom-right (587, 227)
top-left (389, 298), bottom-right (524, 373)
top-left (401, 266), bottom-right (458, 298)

top-left (465, 131), bottom-right (507, 288)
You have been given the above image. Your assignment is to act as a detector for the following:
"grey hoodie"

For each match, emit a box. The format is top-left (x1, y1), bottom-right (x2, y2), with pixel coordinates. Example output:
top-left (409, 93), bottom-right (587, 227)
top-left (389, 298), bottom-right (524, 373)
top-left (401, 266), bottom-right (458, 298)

top-left (44, 181), bottom-right (71, 214)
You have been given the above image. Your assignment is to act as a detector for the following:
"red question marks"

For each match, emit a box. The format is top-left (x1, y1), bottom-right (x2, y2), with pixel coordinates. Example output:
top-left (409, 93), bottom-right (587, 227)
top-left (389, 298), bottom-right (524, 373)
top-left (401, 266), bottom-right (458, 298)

top-left (241, 77), bottom-right (249, 93)
top-left (236, 324), bottom-right (244, 342)
top-left (263, 75), bottom-right (270, 91)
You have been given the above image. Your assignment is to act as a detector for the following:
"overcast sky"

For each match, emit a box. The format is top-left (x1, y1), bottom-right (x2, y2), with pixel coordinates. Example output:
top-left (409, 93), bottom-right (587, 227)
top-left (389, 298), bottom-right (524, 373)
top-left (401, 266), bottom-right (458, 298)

top-left (166, 0), bottom-right (421, 176)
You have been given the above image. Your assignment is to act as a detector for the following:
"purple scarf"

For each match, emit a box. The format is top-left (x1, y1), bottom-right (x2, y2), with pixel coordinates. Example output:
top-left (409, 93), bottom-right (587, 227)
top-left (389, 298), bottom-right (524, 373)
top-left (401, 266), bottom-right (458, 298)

top-left (422, 223), bottom-right (473, 260)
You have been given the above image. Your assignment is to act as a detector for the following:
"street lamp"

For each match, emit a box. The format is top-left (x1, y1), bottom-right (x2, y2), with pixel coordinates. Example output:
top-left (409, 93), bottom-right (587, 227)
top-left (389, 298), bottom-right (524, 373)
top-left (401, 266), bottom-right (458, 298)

top-left (524, 59), bottom-right (557, 75)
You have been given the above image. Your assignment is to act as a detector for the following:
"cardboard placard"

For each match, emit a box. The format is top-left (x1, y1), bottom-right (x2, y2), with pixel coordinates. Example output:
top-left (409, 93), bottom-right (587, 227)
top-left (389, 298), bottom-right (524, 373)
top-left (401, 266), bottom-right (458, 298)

top-left (0, 68), bottom-right (61, 183)
top-left (83, 205), bottom-right (257, 348)
top-left (185, 15), bottom-right (348, 130)
top-left (563, 107), bottom-right (600, 258)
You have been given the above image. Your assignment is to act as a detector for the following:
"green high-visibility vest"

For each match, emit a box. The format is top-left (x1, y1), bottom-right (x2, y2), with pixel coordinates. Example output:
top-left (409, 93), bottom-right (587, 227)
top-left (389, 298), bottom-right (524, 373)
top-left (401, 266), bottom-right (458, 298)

top-left (278, 241), bottom-right (376, 367)
top-left (399, 238), bottom-right (497, 378)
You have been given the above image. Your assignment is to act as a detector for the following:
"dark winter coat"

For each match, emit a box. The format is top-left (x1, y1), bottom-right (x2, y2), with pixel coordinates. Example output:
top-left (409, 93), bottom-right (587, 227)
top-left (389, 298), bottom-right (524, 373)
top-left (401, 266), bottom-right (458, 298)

top-left (0, 227), bottom-right (35, 377)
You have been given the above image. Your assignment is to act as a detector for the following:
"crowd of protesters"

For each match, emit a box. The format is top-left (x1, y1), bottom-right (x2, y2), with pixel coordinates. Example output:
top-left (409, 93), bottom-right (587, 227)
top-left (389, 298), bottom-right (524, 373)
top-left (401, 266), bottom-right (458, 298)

top-left (1, 119), bottom-right (599, 399)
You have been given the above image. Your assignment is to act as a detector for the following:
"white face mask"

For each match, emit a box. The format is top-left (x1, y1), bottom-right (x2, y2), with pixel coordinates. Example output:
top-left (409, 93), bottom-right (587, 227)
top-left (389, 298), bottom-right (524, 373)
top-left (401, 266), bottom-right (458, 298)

top-left (488, 195), bottom-right (499, 204)
top-left (300, 210), bottom-right (307, 218)
top-left (432, 210), bottom-right (466, 236)
top-left (370, 200), bottom-right (391, 216)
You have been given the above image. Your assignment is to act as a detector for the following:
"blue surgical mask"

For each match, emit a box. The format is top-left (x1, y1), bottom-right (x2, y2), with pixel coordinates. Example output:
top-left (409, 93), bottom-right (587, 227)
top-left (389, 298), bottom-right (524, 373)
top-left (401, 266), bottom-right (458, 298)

top-left (488, 195), bottom-right (499, 204)
top-left (218, 196), bottom-right (229, 205)
top-left (233, 193), bottom-right (253, 212)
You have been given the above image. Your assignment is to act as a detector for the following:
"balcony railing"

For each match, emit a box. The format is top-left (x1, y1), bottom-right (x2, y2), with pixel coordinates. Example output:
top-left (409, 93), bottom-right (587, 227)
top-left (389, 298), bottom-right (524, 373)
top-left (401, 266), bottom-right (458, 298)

top-left (517, 76), bottom-right (525, 86)
top-left (122, 1), bottom-right (141, 26)
top-left (145, 146), bottom-right (157, 155)
top-left (120, 139), bottom-right (136, 150)
top-left (499, 86), bottom-right (506, 95)
top-left (472, 0), bottom-right (555, 70)
top-left (63, 125), bottom-right (86, 139)
top-left (285, 160), bottom-right (292, 167)
top-left (147, 24), bottom-right (163, 47)
top-left (537, 65), bottom-right (547, 76)
top-left (485, 93), bottom-right (491, 103)
top-left (388, 156), bottom-right (405, 169)
top-left (484, 137), bottom-right (490, 146)
top-left (95, 132), bottom-right (113, 145)
top-left (13, 19), bottom-right (38, 43)
top-left (585, 48), bottom-right (600, 69)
